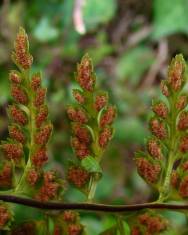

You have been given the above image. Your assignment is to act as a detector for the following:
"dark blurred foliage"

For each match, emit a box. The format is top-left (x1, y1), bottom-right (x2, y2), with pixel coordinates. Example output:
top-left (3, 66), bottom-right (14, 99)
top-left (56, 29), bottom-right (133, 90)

top-left (1, 0), bottom-right (188, 233)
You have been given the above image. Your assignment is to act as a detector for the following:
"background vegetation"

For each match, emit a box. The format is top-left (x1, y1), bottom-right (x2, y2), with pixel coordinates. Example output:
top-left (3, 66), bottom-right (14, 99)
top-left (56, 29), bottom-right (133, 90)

top-left (1, 0), bottom-right (188, 234)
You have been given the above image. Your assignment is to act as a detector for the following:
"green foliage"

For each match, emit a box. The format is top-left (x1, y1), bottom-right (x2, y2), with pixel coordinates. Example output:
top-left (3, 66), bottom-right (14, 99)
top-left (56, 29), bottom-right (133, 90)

top-left (116, 46), bottom-right (155, 86)
top-left (83, 0), bottom-right (117, 31)
top-left (33, 17), bottom-right (59, 42)
top-left (81, 156), bottom-right (102, 174)
top-left (153, 0), bottom-right (188, 39)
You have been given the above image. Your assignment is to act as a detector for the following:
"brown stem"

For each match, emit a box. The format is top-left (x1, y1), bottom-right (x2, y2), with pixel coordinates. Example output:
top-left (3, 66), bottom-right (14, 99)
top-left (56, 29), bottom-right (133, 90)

top-left (0, 194), bottom-right (188, 212)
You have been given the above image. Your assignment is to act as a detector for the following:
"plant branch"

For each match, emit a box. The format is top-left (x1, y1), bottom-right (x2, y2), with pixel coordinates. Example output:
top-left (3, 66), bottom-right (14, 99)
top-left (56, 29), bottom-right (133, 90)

top-left (0, 194), bottom-right (188, 212)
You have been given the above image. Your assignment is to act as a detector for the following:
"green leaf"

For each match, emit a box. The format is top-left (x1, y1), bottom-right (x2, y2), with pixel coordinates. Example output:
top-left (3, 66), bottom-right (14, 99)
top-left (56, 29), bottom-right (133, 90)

top-left (81, 216), bottom-right (103, 235)
top-left (116, 46), bottom-right (155, 86)
top-left (117, 219), bottom-right (130, 235)
top-left (153, 0), bottom-right (188, 39)
top-left (99, 226), bottom-right (117, 235)
top-left (83, 0), bottom-right (117, 31)
top-left (48, 217), bottom-right (55, 234)
top-left (36, 220), bottom-right (48, 235)
top-left (33, 17), bottom-right (59, 42)
top-left (81, 156), bottom-right (102, 174)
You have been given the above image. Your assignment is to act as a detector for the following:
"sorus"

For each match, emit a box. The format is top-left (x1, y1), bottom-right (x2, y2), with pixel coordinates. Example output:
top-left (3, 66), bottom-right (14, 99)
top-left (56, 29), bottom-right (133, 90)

top-left (34, 124), bottom-right (53, 145)
top-left (10, 105), bottom-right (28, 126)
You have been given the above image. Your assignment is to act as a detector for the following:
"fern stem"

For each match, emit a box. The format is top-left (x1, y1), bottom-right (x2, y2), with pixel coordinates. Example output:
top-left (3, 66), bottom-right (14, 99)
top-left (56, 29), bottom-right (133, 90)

top-left (15, 70), bottom-right (35, 193)
top-left (87, 176), bottom-right (98, 202)
top-left (158, 95), bottom-right (179, 202)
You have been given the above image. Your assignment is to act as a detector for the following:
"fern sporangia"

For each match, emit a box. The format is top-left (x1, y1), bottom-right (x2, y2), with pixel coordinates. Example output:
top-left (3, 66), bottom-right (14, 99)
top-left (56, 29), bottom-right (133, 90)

top-left (0, 28), bottom-right (65, 233)
top-left (1, 28), bottom-right (188, 234)
top-left (66, 54), bottom-right (116, 201)
top-left (131, 55), bottom-right (188, 234)
top-left (135, 54), bottom-right (188, 202)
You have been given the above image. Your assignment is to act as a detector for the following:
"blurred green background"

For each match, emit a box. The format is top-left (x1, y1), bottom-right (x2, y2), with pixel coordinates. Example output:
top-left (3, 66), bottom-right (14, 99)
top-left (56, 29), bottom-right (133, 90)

top-left (1, 0), bottom-right (188, 234)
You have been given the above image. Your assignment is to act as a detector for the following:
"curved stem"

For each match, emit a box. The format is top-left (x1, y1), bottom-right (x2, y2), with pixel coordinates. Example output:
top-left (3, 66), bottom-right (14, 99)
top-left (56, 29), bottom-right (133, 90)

top-left (1, 194), bottom-right (188, 212)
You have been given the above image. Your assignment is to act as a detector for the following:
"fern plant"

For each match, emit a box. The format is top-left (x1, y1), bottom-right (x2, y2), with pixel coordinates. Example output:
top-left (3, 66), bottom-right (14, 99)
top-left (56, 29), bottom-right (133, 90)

top-left (66, 54), bottom-right (116, 202)
top-left (135, 54), bottom-right (188, 202)
top-left (132, 54), bottom-right (188, 235)
top-left (1, 28), bottom-right (188, 235)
